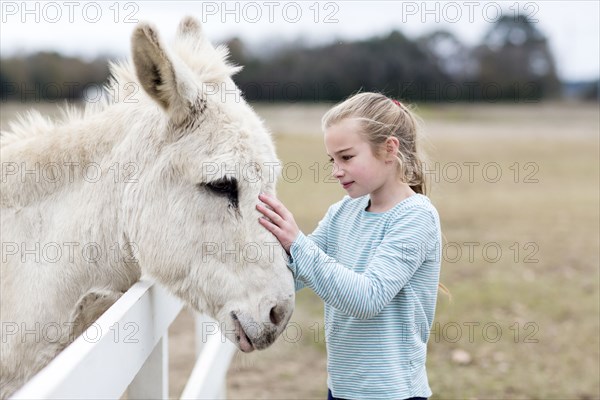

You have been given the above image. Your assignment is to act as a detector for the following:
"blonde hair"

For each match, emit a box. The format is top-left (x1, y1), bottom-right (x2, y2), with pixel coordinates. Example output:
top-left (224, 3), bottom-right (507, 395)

top-left (322, 92), bottom-right (427, 195)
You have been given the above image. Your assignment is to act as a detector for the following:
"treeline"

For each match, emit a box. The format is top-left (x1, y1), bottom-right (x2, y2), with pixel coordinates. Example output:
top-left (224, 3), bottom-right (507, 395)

top-left (1, 15), bottom-right (597, 103)
top-left (228, 15), bottom-right (586, 102)
top-left (1, 52), bottom-right (109, 102)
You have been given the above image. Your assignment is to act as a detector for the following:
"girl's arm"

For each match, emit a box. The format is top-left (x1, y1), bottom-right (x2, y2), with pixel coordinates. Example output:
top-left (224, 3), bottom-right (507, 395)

top-left (257, 194), bottom-right (439, 319)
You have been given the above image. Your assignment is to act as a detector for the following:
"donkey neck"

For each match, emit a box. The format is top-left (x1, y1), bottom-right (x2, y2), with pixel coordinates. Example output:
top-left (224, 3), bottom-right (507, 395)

top-left (1, 103), bottom-right (151, 289)
top-left (1, 103), bottom-right (159, 209)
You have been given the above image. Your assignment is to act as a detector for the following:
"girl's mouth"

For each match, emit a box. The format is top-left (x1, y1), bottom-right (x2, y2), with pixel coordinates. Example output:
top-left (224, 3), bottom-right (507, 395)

top-left (342, 181), bottom-right (354, 189)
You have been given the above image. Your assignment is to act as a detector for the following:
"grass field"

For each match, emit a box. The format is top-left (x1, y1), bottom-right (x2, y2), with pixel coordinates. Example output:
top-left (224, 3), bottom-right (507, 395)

top-left (2, 101), bottom-right (598, 399)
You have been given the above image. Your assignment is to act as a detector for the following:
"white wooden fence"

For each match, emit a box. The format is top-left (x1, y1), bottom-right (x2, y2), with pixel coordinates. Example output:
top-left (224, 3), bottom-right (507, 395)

top-left (11, 279), bottom-right (237, 400)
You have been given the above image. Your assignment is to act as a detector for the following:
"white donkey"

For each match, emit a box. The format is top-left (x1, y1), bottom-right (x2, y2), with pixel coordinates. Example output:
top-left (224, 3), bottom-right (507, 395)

top-left (0, 17), bottom-right (294, 398)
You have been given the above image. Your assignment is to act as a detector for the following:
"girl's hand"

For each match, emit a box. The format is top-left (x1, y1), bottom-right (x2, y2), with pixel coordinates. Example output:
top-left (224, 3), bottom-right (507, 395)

top-left (256, 193), bottom-right (299, 254)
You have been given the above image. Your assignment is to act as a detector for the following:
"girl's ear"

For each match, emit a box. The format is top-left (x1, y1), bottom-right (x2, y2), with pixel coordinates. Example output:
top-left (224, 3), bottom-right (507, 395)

top-left (385, 137), bottom-right (400, 161)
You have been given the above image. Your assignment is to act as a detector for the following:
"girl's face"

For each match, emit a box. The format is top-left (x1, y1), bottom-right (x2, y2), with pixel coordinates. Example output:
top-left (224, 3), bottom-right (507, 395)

top-left (324, 118), bottom-right (396, 198)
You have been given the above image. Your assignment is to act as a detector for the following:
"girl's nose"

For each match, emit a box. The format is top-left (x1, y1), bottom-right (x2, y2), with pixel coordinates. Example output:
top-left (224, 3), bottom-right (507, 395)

top-left (332, 164), bottom-right (344, 178)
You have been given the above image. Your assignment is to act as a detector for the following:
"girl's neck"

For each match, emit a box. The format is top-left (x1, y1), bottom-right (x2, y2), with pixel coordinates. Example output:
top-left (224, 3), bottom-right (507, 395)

top-left (366, 182), bottom-right (416, 213)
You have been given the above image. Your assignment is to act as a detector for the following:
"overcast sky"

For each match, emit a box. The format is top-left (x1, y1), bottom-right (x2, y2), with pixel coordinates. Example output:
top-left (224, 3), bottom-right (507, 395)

top-left (1, 1), bottom-right (598, 81)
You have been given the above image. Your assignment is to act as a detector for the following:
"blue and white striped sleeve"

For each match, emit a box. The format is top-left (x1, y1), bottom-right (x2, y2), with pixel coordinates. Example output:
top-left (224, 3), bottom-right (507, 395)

top-left (288, 206), bottom-right (437, 318)
top-left (287, 204), bottom-right (334, 291)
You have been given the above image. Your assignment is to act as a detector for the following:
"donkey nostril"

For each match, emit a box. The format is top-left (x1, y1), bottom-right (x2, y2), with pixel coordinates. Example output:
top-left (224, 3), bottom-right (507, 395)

top-left (269, 306), bottom-right (281, 325)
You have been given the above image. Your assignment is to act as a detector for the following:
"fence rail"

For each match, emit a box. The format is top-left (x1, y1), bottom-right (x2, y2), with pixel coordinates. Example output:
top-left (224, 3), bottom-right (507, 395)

top-left (11, 279), bottom-right (236, 400)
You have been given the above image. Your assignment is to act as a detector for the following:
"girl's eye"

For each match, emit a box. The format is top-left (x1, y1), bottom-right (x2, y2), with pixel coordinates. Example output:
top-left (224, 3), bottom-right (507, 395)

top-left (328, 155), bottom-right (353, 163)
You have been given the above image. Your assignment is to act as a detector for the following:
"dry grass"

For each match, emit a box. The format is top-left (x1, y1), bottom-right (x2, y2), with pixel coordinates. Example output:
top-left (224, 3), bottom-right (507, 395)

top-left (2, 101), bottom-right (598, 399)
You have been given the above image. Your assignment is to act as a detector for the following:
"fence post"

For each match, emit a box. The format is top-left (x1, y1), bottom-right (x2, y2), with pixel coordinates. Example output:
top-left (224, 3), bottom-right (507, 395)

top-left (196, 314), bottom-right (229, 399)
top-left (180, 315), bottom-right (236, 399)
top-left (128, 336), bottom-right (169, 399)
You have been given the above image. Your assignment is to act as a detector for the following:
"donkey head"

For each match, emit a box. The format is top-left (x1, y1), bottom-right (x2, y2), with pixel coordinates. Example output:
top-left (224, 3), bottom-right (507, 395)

top-left (123, 17), bottom-right (294, 352)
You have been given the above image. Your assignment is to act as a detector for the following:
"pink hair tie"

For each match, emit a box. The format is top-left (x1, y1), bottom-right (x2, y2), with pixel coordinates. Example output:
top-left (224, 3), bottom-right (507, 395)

top-left (392, 99), bottom-right (402, 107)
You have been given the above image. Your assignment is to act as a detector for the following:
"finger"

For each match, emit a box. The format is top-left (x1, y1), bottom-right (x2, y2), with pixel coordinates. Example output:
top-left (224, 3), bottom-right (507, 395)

top-left (256, 203), bottom-right (284, 226)
top-left (259, 193), bottom-right (291, 220)
top-left (258, 216), bottom-right (283, 239)
top-left (258, 194), bottom-right (280, 214)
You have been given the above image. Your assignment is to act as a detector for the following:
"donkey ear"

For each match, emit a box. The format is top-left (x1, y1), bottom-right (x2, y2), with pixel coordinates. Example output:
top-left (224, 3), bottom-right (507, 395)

top-left (177, 16), bottom-right (203, 40)
top-left (131, 23), bottom-right (198, 125)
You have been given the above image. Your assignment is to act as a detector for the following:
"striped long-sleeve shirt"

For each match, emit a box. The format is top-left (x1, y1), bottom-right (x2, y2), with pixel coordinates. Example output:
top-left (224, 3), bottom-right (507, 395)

top-left (288, 193), bottom-right (442, 400)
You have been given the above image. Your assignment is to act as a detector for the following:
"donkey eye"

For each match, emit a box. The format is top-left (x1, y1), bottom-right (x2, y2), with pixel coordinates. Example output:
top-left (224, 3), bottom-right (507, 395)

top-left (199, 177), bottom-right (239, 209)
top-left (206, 178), bottom-right (235, 194)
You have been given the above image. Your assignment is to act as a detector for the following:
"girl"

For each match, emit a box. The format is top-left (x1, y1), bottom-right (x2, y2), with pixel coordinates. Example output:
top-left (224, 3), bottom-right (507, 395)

top-left (256, 92), bottom-right (442, 400)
